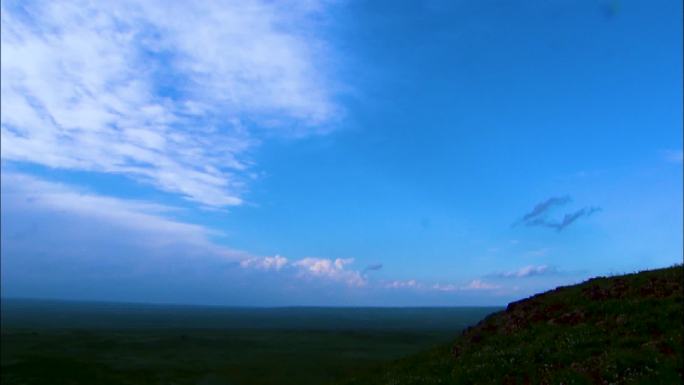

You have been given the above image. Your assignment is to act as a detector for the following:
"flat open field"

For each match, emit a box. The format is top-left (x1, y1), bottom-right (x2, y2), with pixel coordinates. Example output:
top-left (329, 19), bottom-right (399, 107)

top-left (1, 299), bottom-right (498, 385)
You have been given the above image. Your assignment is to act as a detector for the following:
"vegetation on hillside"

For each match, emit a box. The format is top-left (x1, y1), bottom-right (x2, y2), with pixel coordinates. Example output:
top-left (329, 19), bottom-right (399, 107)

top-left (339, 265), bottom-right (683, 385)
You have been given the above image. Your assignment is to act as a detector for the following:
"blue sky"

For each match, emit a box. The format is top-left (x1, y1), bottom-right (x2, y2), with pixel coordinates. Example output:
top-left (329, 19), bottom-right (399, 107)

top-left (1, 0), bottom-right (682, 306)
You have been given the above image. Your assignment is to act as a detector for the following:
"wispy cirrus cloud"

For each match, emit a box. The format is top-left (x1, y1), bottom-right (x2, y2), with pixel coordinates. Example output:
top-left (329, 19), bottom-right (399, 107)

top-left (516, 196), bottom-right (601, 232)
top-left (1, 0), bottom-right (340, 207)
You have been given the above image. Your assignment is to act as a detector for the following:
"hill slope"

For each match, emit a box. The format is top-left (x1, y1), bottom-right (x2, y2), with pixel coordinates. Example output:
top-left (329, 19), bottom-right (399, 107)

top-left (340, 265), bottom-right (683, 385)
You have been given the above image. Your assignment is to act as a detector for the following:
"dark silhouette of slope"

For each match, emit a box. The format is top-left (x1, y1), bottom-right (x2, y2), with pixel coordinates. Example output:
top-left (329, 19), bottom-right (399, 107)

top-left (340, 265), bottom-right (683, 384)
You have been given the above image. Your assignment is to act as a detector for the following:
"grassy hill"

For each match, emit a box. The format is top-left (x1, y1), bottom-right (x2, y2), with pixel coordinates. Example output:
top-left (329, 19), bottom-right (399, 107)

top-left (339, 265), bottom-right (683, 385)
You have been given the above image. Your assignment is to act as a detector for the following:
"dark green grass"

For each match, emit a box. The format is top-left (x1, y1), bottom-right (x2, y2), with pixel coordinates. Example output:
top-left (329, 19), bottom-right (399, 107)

top-left (1, 328), bottom-right (454, 385)
top-left (1, 304), bottom-right (497, 385)
top-left (338, 265), bottom-right (684, 385)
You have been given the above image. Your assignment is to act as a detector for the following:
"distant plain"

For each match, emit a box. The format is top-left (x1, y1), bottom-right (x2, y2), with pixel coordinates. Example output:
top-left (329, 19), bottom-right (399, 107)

top-left (1, 299), bottom-right (498, 385)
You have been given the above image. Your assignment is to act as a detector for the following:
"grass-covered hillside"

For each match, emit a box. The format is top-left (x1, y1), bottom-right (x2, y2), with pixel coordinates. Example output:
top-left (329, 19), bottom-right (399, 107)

top-left (340, 265), bottom-right (683, 385)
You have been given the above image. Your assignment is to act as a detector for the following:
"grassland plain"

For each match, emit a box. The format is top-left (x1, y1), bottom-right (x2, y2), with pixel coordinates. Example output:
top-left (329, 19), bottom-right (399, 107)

top-left (338, 265), bottom-right (683, 385)
top-left (0, 303), bottom-right (497, 385)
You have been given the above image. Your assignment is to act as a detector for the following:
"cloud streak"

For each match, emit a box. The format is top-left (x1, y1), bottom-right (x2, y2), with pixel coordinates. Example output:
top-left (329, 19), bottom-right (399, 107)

top-left (363, 263), bottom-right (383, 273)
top-left (548, 207), bottom-right (602, 231)
top-left (520, 196), bottom-right (571, 223)
top-left (516, 196), bottom-right (601, 232)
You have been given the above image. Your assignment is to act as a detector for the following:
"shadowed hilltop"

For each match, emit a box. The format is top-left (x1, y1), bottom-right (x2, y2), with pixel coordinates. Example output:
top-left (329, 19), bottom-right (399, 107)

top-left (339, 265), bottom-right (683, 385)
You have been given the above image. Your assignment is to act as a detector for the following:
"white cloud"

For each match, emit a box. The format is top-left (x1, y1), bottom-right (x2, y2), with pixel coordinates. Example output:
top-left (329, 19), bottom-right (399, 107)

top-left (431, 283), bottom-right (459, 292)
top-left (240, 255), bottom-right (288, 271)
top-left (293, 257), bottom-right (366, 287)
top-left (384, 279), bottom-right (501, 292)
top-left (432, 280), bottom-right (501, 292)
top-left (499, 265), bottom-right (556, 278)
top-left (461, 279), bottom-right (500, 290)
top-left (238, 255), bottom-right (366, 287)
top-left (1, 0), bottom-right (339, 207)
top-left (384, 279), bottom-right (421, 289)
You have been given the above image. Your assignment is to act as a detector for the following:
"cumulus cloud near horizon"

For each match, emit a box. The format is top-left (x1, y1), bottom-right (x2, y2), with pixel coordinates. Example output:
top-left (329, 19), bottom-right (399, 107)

top-left (1, 0), bottom-right (341, 208)
top-left (384, 279), bottom-right (501, 292)
top-left (240, 255), bottom-right (289, 271)
top-left (384, 280), bottom-right (421, 289)
top-left (239, 255), bottom-right (367, 287)
top-left (496, 265), bottom-right (559, 278)
top-left (294, 258), bottom-right (366, 287)
top-left (460, 279), bottom-right (501, 291)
